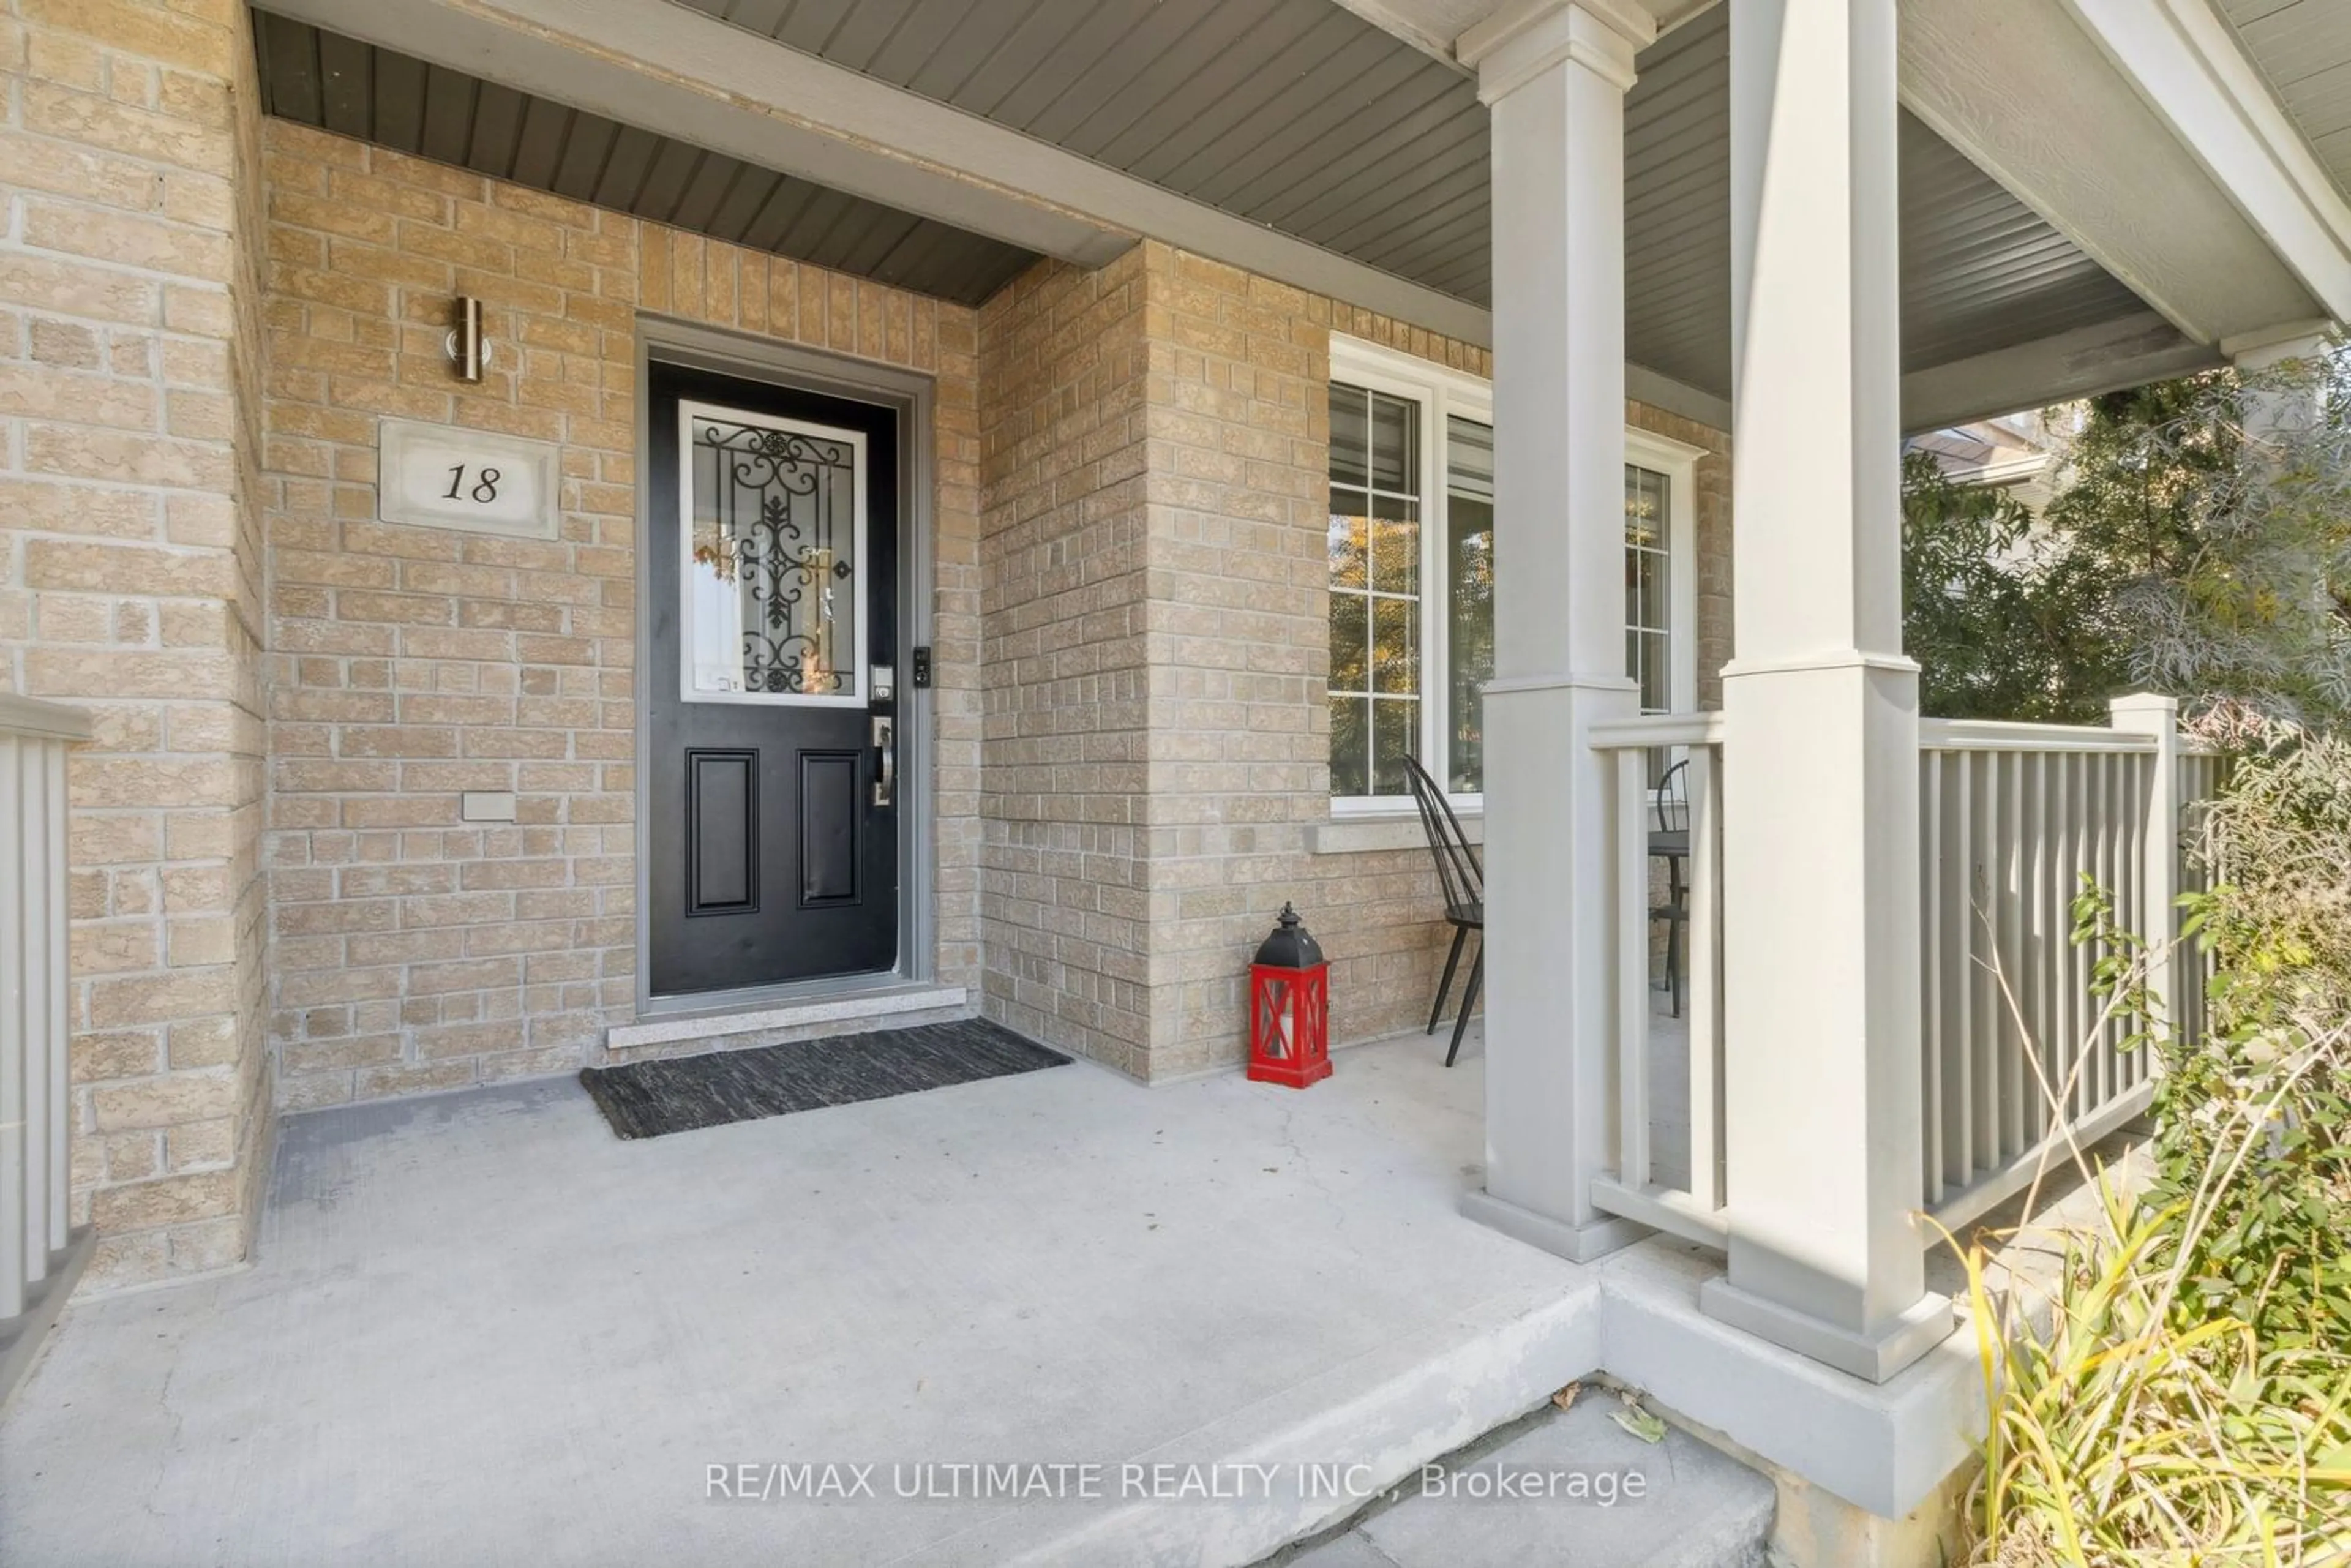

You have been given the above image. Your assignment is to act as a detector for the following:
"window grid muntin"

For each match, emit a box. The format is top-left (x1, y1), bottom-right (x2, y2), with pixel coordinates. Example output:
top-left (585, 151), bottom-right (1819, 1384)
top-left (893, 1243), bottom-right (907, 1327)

top-left (1625, 463), bottom-right (1672, 716)
top-left (1325, 339), bottom-right (1697, 813)
top-left (1328, 382), bottom-right (1421, 799)
top-left (1625, 462), bottom-right (1674, 786)
top-left (1444, 414), bottom-right (1494, 795)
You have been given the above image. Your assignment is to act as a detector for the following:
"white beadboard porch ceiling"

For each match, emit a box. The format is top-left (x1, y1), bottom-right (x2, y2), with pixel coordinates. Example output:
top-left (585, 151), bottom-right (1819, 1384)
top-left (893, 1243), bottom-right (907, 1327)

top-left (2220, 0), bottom-right (2351, 203)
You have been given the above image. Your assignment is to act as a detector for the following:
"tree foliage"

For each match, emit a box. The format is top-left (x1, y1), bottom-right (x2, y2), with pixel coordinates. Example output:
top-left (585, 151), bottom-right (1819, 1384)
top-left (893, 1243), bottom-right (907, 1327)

top-left (1903, 353), bottom-right (2351, 730)
top-left (1901, 450), bottom-right (2118, 722)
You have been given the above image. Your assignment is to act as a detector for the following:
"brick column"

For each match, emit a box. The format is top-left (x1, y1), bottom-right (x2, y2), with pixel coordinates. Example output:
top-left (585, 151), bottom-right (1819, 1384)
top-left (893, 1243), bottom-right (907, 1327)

top-left (977, 250), bottom-right (1156, 1073)
top-left (0, 0), bottom-right (271, 1288)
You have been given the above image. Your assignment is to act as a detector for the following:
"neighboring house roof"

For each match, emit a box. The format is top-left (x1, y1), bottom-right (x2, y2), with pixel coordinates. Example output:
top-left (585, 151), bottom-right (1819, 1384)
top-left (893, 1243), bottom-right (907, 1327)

top-left (1905, 411), bottom-right (2075, 513)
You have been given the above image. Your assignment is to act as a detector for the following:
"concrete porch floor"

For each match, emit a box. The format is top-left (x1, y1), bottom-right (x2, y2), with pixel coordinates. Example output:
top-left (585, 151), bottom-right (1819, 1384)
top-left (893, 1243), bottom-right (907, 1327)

top-left (0, 1018), bottom-right (1749, 1568)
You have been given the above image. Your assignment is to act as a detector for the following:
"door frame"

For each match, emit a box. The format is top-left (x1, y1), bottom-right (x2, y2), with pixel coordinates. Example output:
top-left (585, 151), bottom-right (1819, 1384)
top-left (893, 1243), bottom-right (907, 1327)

top-left (632, 317), bottom-right (938, 1019)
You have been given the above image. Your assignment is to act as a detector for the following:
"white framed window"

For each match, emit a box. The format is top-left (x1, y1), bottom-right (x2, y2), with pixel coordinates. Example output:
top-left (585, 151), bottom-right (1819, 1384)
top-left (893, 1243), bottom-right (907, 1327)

top-left (1327, 336), bottom-right (1701, 811)
top-left (1624, 427), bottom-right (1701, 721)
top-left (678, 399), bottom-right (869, 707)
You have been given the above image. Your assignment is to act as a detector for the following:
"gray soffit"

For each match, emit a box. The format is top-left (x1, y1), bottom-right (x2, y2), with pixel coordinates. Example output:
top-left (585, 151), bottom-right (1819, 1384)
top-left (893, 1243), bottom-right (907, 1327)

top-left (2221, 0), bottom-right (2351, 206)
top-left (676, 0), bottom-right (2152, 400)
top-left (253, 0), bottom-right (2159, 410)
top-left (250, 11), bottom-right (1041, 307)
top-left (1626, 2), bottom-right (2148, 397)
top-left (683, 0), bottom-right (1496, 306)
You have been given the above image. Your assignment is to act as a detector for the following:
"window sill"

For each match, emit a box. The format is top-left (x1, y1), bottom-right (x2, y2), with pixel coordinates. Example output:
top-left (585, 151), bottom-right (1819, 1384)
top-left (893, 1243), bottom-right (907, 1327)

top-left (1305, 810), bottom-right (1484, 857)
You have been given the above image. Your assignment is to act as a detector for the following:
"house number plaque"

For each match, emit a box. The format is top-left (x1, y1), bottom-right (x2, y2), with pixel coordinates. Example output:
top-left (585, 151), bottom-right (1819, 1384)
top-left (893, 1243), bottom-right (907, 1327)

top-left (378, 418), bottom-right (561, 541)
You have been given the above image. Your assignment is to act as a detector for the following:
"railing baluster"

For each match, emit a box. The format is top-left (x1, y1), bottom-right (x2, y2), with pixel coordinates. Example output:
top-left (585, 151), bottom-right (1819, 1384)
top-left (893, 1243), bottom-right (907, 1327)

top-left (2123, 754), bottom-right (2143, 1090)
top-left (2055, 757), bottom-right (2074, 1112)
top-left (1686, 742), bottom-right (1722, 1210)
top-left (2116, 752), bottom-right (2134, 1109)
top-left (21, 736), bottom-right (53, 1291)
top-left (2000, 749), bottom-right (2024, 1160)
top-left (1973, 751), bottom-right (1999, 1176)
top-left (1940, 752), bottom-right (1968, 1190)
top-left (1982, 751), bottom-right (2004, 1168)
top-left (1921, 753), bottom-right (1943, 1206)
top-left (2085, 752), bottom-right (2104, 1110)
top-left (43, 738), bottom-right (69, 1260)
top-left (2118, 751), bottom-right (2137, 1085)
top-left (2022, 752), bottom-right (2041, 1133)
top-left (2041, 752), bottom-right (2059, 1123)
top-left (2083, 751), bottom-right (2107, 1112)
top-left (1615, 746), bottom-right (1651, 1193)
top-left (1954, 752), bottom-right (1978, 1185)
top-left (1, 733), bottom-right (26, 1321)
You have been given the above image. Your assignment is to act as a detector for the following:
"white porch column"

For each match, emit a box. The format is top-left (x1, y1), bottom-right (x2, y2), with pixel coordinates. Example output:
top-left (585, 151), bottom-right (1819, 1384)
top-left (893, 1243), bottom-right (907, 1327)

top-left (1456, 0), bottom-right (1655, 1261)
top-left (2229, 323), bottom-right (2336, 439)
top-left (1700, 0), bottom-right (1953, 1381)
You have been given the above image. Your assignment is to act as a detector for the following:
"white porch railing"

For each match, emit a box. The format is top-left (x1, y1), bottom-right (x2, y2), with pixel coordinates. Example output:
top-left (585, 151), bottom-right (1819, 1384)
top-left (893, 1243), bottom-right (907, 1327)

top-left (1, 696), bottom-right (89, 1332)
top-left (1588, 711), bottom-right (1726, 1247)
top-left (1921, 706), bottom-right (2222, 1228)
top-left (1586, 698), bottom-right (2218, 1248)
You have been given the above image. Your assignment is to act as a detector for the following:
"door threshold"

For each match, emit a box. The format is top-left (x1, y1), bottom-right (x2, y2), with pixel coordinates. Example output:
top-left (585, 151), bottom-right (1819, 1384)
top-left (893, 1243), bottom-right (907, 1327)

top-left (609, 980), bottom-right (968, 1053)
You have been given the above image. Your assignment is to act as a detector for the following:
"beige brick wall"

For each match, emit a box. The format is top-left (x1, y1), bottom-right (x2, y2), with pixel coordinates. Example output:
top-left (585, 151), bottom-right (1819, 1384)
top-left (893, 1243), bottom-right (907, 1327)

top-left (0, 0), bottom-right (273, 1290)
top-left (260, 121), bottom-right (983, 1110)
top-left (978, 246), bottom-right (1733, 1079)
top-left (1136, 247), bottom-right (1340, 1075)
top-left (1146, 274), bottom-right (1735, 1073)
top-left (7, 8), bottom-right (1733, 1280)
top-left (975, 250), bottom-right (1153, 1071)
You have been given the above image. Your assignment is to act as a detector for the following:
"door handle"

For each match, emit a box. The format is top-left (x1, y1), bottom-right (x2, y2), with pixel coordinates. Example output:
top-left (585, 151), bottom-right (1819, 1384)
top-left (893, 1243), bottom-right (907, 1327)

top-left (872, 715), bottom-right (894, 807)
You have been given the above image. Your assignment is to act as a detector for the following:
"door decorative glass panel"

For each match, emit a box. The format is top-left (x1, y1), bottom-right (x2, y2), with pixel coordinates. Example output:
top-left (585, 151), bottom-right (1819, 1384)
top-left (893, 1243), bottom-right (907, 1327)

top-left (680, 401), bottom-right (866, 704)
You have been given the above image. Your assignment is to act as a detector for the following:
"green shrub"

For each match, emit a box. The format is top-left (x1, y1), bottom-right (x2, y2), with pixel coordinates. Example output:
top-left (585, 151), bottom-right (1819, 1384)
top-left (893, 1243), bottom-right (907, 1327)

top-left (2167, 725), bottom-right (2351, 1356)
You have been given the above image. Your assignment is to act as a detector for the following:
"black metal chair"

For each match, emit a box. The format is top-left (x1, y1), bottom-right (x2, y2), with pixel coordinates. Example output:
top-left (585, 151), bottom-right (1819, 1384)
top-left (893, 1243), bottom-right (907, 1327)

top-left (1403, 756), bottom-right (1483, 1067)
top-left (1652, 758), bottom-right (1689, 1018)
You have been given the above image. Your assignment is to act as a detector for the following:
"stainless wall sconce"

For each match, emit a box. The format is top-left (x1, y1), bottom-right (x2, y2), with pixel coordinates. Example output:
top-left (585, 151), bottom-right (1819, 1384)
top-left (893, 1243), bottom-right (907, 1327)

top-left (446, 296), bottom-right (491, 384)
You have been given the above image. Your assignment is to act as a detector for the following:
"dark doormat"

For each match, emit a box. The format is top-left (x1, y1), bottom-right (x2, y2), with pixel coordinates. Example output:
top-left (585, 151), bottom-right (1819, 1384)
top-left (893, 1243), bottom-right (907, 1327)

top-left (579, 1017), bottom-right (1071, 1139)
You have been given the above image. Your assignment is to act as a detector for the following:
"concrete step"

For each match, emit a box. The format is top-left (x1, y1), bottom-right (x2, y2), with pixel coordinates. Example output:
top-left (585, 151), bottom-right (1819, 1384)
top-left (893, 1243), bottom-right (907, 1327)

top-left (1271, 1396), bottom-right (1777, 1568)
top-left (904, 1279), bottom-right (1608, 1566)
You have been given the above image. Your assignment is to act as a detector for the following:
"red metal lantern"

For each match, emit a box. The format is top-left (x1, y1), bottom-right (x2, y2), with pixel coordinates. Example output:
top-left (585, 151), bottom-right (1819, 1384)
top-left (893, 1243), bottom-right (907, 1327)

top-left (1248, 903), bottom-right (1330, 1088)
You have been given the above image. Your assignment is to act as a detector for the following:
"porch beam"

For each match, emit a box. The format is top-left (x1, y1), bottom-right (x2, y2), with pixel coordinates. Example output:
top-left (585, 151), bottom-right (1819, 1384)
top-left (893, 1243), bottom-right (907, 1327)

top-left (1902, 0), bottom-right (2340, 348)
top-left (2060, 0), bottom-right (2351, 326)
top-left (1455, 0), bottom-right (1655, 1264)
top-left (1898, 310), bottom-right (2223, 433)
top-left (1706, 0), bottom-right (1953, 1383)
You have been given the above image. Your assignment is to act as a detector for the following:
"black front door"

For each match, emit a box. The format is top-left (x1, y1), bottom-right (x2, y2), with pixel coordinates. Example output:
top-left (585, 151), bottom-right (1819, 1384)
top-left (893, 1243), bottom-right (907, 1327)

top-left (646, 361), bottom-right (900, 997)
